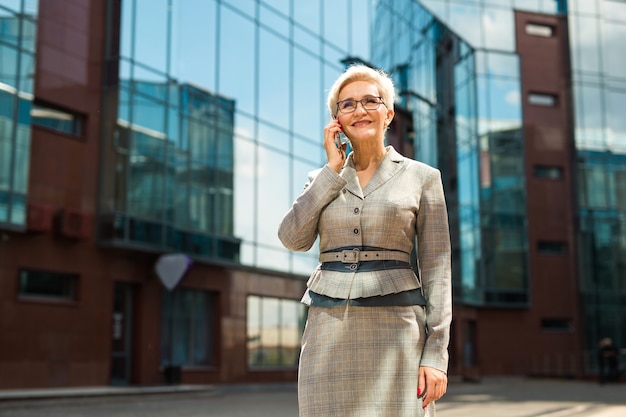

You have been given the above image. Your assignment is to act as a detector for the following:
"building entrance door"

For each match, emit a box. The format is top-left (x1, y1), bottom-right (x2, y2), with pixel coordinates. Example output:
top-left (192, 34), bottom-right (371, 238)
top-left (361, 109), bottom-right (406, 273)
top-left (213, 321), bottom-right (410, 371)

top-left (111, 282), bottom-right (134, 385)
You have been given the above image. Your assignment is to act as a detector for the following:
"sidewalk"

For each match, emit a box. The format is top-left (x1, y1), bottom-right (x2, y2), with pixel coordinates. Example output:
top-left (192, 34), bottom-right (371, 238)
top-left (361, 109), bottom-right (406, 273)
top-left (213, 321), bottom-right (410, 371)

top-left (0, 384), bottom-right (213, 401)
top-left (0, 378), bottom-right (624, 417)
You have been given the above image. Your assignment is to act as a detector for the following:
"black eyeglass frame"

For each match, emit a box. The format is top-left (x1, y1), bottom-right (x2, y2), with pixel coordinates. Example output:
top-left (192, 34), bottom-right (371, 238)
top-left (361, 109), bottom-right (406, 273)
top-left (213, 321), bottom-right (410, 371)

top-left (335, 96), bottom-right (387, 116)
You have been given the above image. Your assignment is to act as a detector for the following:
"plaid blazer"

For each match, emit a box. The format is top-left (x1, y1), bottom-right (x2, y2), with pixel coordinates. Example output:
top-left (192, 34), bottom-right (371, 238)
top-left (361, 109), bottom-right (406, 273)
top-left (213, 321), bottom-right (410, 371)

top-left (278, 146), bottom-right (452, 371)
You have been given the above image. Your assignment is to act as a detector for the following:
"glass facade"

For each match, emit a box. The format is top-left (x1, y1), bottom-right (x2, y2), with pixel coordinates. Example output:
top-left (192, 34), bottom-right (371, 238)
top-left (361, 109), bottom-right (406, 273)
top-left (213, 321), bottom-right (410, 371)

top-left (373, 0), bottom-right (527, 306)
top-left (2, 0), bottom-right (625, 382)
top-left (0, 0), bottom-right (37, 229)
top-left (96, 0), bottom-right (625, 367)
top-left (99, 0), bottom-right (377, 273)
top-left (569, 0), bottom-right (626, 357)
top-left (247, 295), bottom-right (306, 368)
top-left (419, 0), bottom-right (626, 360)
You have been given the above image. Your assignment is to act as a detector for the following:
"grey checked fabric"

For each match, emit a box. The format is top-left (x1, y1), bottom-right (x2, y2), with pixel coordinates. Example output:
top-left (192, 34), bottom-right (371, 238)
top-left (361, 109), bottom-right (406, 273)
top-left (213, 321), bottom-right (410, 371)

top-left (298, 305), bottom-right (435, 417)
top-left (278, 146), bottom-right (452, 371)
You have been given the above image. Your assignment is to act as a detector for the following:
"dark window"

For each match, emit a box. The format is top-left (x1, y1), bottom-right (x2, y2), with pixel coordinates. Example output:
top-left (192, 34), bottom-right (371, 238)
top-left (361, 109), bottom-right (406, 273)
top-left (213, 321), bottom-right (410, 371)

top-left (18, 269), bottom-right (78, 301)
top-left (537, 241), bottom-right (567, 255)
top-left (528, 92), bottom-right (557, 107)
top-left (534, 165), bottom-right (563, 179)
top-left (31, 102), bottom-right (85, 136)
top-left (541, 318), bottom-right (573, 332)
top-left (525, 23), bottom-right (555, 37)
top-left (161, 289), bottom-right (216, 367)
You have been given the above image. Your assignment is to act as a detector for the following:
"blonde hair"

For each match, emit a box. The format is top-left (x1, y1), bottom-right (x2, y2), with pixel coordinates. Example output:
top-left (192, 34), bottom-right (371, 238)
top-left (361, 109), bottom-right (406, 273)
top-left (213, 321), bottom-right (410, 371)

top-left (327, 64), bottom-right (395, 118)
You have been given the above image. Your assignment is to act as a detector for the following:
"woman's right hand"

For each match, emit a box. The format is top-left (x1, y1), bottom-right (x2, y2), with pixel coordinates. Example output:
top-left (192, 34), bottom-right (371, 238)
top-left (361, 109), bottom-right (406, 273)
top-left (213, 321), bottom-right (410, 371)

top-left (324, 118), bottom-right (346, 173)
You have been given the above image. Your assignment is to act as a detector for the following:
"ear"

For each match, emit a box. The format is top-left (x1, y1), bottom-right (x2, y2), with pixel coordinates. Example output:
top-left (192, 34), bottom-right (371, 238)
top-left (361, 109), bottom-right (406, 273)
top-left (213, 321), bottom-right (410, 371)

top-left (385, 108), bottom-right (395, 125)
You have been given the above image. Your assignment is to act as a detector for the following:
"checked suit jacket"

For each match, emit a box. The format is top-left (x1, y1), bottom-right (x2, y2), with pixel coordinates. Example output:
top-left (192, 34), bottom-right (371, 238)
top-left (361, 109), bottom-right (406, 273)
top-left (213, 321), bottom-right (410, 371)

top-left (278, 145), bottom-right (452, 372)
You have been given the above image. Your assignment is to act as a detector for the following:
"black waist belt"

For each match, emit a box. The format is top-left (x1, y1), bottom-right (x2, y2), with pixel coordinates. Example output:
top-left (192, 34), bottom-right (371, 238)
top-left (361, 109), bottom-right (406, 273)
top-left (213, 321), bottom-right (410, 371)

top-left (304, 289), bottom-right (427, 307)
top-left (319, 246), bottom-right (412, 272)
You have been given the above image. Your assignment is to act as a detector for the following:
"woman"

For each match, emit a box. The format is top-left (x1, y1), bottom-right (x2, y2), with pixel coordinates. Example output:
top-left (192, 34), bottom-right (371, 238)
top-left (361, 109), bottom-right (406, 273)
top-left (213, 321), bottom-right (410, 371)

top-left (278, 64), bottom-right (451, 416)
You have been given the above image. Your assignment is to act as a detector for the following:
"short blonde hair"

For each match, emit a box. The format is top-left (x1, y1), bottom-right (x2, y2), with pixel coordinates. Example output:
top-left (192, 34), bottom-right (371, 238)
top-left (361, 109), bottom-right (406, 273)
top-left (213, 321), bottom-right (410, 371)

top-left (327, 64), bottom-right (395, 117)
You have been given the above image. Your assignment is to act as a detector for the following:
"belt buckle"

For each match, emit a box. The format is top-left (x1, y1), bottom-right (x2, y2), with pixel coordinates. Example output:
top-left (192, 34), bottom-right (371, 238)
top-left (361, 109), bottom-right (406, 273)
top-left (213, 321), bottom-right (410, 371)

top-left (340, 248), bottom-right (360, 263)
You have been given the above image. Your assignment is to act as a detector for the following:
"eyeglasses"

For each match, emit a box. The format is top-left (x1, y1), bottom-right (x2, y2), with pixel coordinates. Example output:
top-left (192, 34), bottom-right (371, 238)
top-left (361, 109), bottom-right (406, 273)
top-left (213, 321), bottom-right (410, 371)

top-left (336, 96), bottom-right (386, 115)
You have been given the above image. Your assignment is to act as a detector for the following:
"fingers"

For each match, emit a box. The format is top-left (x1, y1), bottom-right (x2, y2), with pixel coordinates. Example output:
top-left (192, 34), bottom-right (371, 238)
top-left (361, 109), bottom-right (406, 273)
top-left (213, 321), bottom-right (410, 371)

top-left (417, 367), bottom-right (426, 399)
top-left (324, 119), bottom-right (345, 172)
top-left (419, 366), bottom-right (448, 410)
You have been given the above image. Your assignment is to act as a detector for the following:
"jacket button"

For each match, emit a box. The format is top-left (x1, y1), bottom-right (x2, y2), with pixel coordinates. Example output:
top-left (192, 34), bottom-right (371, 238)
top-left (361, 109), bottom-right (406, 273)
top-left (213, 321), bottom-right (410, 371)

top-left (353, 208), bottom-right (360, 214)
top-left (353, 228), bottom-right (359, 235)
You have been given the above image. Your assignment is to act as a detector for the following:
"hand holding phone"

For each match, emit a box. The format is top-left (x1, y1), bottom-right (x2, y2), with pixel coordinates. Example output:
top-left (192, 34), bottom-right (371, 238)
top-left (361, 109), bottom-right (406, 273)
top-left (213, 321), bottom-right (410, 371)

top-left (334, 118), bottom-right (344, 149)
top-left (334, 132), bottom-right (343, 149)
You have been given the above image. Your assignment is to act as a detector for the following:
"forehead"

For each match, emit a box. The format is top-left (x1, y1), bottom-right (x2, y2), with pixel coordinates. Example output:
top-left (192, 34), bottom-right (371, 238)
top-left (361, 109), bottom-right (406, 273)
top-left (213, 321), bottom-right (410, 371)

top-left (338, 80), bottom-right (379, 100)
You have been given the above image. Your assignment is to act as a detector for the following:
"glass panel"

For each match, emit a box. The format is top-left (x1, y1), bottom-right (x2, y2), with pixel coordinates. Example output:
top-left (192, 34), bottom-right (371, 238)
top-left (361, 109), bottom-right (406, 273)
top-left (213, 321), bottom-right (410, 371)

top-left (293, 48), bottom-right (322, 140)
top-left (449, 3), bottom-right (482, 48)
top-left (603, 0), bottom-right (626, 20)
top-left (571, 0), bottom-right (598, 14)
top-left (234, 137), bottom-right (256, 243)
top-left (293, 1), bottom-right (319, 33)
top-left (247, 296), bottom-right (261, 366)
top-left (161, 289), bottom-right (215, 367)
top-left (170, 0), bottom-right (216, 89)
top-left (571, 15), bottom-right (601, 73)
top-left (483, 7), bottom-right (515, 51)
top-left (260, 2), bottom-right (289, 37)
top-left (222, 0), bottom-right (256, 18)
top-left (0, 2), bottom-right (36, 229)
top-left (486, 52), bottom-right (519, 78)
top-left (257, 245), bottom-right (291, 271)
top-left (258, 121), bottom-right (289, 151)
top-left (603, 21), bottom-right (626, 79)
top-left (218, 5), bottom-right (255, 115)
top-left (574, 83), bottom-right (604, 150)
top-left (257, 147), bottom-right (291, 248)
top-left (247, 295), bottom-right (306, 368)
top-left (322, 0), bottom-right (349, 51)
top-left (132, 0), bottom-right (169, 74)
top-left (258, 28), bottom-right (289, 126)
top-left (260, 297), bottom-right (280, 366)
top-left (514, 0), bottom-right (540, 11)
top-left (606, 90), bottom-right (626, 139)
top-left (488, 78), bottom-right (522, 128)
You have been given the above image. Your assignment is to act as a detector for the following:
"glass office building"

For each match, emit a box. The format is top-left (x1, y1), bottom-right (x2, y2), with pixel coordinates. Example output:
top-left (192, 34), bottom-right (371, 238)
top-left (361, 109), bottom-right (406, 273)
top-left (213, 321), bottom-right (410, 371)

top-left (0, 0), bottom-right (624, 388)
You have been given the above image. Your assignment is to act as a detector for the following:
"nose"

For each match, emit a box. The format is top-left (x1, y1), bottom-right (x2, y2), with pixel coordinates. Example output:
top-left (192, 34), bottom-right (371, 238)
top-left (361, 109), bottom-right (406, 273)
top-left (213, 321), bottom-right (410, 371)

top-left (354, 101), bottom-right (368, 114)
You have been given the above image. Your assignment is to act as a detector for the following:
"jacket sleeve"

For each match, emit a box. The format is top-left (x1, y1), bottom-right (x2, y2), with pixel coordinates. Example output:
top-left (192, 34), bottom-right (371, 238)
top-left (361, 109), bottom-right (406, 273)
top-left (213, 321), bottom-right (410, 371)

top-left (416, 169), bottom-right (452, 372)
top-left (278, 165), bottom-right (347, 252)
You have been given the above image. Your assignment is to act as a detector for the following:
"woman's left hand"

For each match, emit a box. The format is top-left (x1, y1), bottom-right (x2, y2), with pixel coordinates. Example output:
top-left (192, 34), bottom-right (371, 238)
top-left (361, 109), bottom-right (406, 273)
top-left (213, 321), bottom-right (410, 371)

top-left (418, 366), bottom-right (448, 409)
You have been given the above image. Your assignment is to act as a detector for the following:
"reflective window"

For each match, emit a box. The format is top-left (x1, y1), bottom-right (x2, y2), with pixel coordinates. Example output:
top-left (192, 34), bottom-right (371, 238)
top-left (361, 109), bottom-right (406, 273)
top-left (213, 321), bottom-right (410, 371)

top-left (247, 295), bottom-right (306, 368)
top-left (0, 1), bottom-right (37, 228)
top-left (31, 102), bottom-right (84, 137)
top-left (528, 92), bottom-right (557, 106)
top-left (525, 22), bottom-right (554, 37)
top-left (161, 289), bottom-right (216, 367)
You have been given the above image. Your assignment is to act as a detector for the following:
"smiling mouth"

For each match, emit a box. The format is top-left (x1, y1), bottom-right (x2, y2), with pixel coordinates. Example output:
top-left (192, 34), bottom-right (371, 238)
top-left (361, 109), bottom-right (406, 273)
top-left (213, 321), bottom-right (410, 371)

top-left (352, 120), bottom-right (370, 127)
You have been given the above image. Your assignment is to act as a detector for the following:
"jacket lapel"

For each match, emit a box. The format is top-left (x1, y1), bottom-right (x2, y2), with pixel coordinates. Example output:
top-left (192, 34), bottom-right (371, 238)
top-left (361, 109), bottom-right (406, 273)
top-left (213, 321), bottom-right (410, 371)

top-left (362, 146), bottom-right (404, 197)
top-left (340, 162), bottom-right (364, 199)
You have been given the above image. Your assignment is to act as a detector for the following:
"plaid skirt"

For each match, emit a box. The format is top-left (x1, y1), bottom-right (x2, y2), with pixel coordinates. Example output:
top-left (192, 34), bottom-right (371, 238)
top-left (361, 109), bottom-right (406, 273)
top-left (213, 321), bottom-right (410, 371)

top-left (298, 304), bottom-right (436, 417)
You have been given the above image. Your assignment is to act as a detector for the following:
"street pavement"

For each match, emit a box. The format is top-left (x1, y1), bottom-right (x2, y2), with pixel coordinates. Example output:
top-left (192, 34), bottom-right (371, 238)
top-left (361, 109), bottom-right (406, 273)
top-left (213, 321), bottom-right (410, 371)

top-left (0, 378), bottom-right (624, 416)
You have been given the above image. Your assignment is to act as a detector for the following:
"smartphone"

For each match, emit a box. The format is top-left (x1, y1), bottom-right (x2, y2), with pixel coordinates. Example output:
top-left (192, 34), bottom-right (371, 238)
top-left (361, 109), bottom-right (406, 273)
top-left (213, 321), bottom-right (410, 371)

top-left (334, 132), bottom-right (343, 149)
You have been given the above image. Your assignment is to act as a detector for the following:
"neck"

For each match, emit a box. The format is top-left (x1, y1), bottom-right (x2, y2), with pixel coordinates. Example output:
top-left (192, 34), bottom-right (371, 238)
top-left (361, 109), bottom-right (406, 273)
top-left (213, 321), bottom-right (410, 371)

top-left (351, 141), bottom-right (387, 171)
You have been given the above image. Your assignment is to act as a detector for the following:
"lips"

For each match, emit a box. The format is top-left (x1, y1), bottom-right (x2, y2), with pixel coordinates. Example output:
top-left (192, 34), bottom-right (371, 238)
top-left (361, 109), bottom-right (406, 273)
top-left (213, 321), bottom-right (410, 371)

top-left (352, 120), bottom-right (371, 127)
